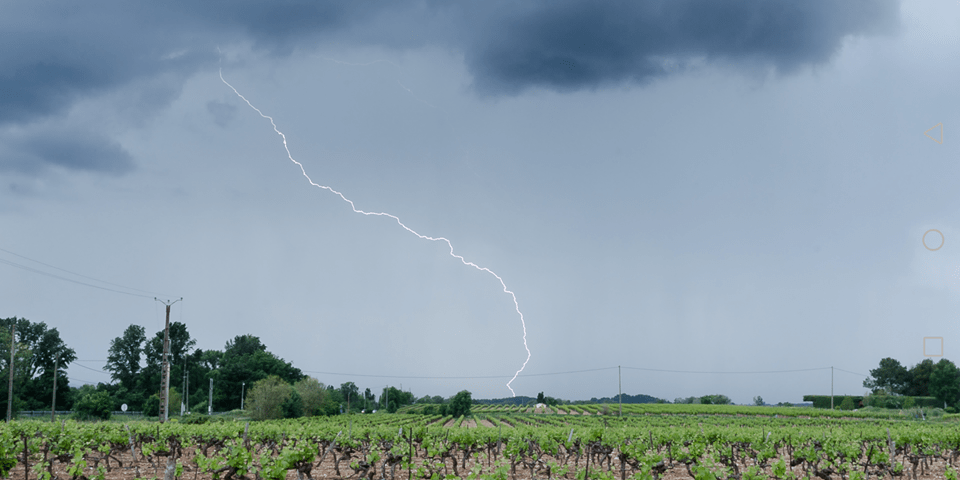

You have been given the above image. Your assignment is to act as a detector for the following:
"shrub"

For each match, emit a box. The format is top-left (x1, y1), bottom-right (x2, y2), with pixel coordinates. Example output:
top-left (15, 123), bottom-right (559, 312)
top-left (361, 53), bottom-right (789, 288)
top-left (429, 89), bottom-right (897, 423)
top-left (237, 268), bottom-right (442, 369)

top-left (294, 378), bottom-right (326, 417)
top-left (247, 375), bottom-right (292, 421)
top-left (838, 397), bottom-right (856, 410)
top-left (282, 388), bottom-right (303, 419)
top-left (73, 391), bottom-right (113, 420)
top-left (180, 413), bottom-right (209, 424)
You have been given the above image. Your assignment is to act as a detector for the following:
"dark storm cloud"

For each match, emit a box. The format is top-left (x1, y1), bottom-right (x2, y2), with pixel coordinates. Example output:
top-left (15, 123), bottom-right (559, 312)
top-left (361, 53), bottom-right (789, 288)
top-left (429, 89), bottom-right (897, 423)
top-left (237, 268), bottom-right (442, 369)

top-left (460, 0), bottom-right (901, 94)
top-left (0, 0), bottom-right (900, 176)
top-left (0, 127), bottom-right (134, 175)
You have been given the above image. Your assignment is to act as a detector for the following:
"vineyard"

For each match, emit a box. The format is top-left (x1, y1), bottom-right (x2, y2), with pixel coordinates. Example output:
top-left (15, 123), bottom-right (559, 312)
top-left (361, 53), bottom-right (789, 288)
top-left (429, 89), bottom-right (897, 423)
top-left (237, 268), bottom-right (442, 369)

top-left (3, 406), bottom-right (960, 480)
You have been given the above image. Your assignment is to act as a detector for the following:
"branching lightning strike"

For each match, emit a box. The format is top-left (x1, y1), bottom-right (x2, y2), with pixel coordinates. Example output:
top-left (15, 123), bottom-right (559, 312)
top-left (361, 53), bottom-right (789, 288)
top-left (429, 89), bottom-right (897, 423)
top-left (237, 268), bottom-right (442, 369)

top-left (218, 66), bottom-right (531, 396)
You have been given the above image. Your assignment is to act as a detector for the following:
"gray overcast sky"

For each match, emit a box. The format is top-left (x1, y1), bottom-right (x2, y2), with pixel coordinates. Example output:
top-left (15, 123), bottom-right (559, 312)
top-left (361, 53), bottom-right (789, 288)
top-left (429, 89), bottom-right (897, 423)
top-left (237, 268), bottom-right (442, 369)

top-left (2, 0), bottom-right (959, 404)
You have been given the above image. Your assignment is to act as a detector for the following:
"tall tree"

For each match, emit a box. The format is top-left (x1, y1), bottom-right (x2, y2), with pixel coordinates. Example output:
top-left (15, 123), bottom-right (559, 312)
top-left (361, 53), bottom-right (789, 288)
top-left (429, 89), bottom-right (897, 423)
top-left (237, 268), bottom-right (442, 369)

top-left (212, 335), bottom-right (302, 411)
top-left (379, 386), bottom-right (413, 412)
top-left (340, 382), bottom-right (360, 411)
top-left (0, 317), bottom-right (76, 411)
top-left (246, 376), bottom-right (292, 421)
top-left (0, 326), bottom-right (34, 413)
top-left (448, 390), bottom-right (472, 417)
top-left (104, 325), bottom-right (146, 389)
top-left (863, 357), bottom-right (910, 394)
top-left (930, 359), bottom-right (960, 408)
top-left (295, 378), bottom-right (327, 417)
top-left (905, 358), bottom-right (935, 397)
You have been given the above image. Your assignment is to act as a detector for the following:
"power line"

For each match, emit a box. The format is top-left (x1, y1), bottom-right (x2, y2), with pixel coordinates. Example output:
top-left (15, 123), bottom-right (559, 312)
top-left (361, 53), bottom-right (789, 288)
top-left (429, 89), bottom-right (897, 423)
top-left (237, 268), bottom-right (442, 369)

top-left (70, 361), bottom-right (111, 375)
top-left (303, 367), bottom-right (618, 380)
top-left (0, 246), bottom-right (175, 299)
top-left (304, 365), bottom-right (863, 380)
top-left (622, 366), bottom-right (835, 374)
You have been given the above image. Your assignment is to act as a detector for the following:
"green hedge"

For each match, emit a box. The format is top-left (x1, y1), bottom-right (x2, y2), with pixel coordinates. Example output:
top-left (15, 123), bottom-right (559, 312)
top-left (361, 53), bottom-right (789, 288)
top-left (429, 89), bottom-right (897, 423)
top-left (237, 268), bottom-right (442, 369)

top-left (804, 395), bottom-right (943, 409)
top-left (803, 395), bottom-right (864, 409)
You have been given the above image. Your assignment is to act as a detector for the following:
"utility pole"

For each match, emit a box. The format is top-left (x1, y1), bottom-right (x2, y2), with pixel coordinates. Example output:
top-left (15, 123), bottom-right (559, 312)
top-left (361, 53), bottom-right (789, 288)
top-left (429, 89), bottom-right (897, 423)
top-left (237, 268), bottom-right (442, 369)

top-left (7, 323), bottom-right (15, 422)
top-left (208, 378), bottom-right (213, 416)
top-left (830, 366), bottom-right (834, 410)
top-left (155, 297), bottom-right (182, 423)
top-left (618, 365), bottom-right (622, 417)
top-left (51, 354), bottom-right (59, 422)
top-left (241, 382), bottom-right (245, 410)
top-left (181, 360), bottom-right (188, 416)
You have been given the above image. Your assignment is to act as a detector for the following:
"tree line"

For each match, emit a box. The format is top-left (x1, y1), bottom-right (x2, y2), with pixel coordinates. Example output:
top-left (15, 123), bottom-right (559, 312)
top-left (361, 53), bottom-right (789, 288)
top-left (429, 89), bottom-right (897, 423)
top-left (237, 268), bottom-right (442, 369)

top-left (0, 317), bottom-right (441, 419)
top-left (861, 356), bottom-right (960, 409)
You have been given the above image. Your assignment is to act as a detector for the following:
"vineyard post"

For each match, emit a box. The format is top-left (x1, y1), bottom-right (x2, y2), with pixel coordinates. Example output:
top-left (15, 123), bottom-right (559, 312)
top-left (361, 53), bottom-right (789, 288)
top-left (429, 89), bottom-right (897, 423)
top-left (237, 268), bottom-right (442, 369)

top-left (7, 323), bottom-right (14, 422)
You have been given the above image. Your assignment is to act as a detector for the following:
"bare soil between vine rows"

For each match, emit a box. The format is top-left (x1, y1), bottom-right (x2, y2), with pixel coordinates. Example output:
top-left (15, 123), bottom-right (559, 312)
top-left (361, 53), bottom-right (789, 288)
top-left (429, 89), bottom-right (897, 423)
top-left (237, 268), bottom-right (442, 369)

top-left (8, 448), bottom-right (956, 480)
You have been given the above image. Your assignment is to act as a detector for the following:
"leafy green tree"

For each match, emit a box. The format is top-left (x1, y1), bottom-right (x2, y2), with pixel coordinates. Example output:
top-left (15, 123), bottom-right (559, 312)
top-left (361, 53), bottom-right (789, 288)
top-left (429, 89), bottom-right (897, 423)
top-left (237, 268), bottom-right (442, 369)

top-left (104, 325), bottom-right (146, 390)
top-left (930, 359), bottom-right (960, 407)
top-left (247, 375), bottom-right (292, 421)
top-left (905, 359), bottom-right (935, 397)
top-left (338, 382), bottom-right (361, 412)
top-left (282, 388), bottom-right (303, 418)
top-left (322, 385), bottom-right (344, 415)
top-left (0, 317), bottom-right (76, 411)
top-left (448, 390), bottom-right (472, 417)
top-left (0, 327), bottom-right (33, 414)
top-left (294, 378), bottom-right (326, 417)
top-left (537, 392), bottom-right (545, 404)
top-left (73, 386), bottom-right (113, 420)
top-left (700, 394), bottom-right (732, 405)
top-left (863, 357), bottom-right (909, 394)
top-left (379, 386), bottom-right (413, 412)
top-left (838, 396), bottom-right (856, 410)
top-left (213, 335), bottom-right (302, 411)
top-left (753, 396), bottom-right (764, 406)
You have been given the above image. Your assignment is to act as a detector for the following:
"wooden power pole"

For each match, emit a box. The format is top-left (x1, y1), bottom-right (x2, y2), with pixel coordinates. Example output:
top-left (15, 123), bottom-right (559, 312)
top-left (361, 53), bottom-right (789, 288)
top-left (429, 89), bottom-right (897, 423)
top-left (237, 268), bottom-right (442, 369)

top-left (6, 323), bottom-right (14, 422)
top-left (51, 355), bottom-right (59, 421)
top-left (155, 297), bottom-right (182, 423)
top-left (618, 365), bottom-right (622, 417)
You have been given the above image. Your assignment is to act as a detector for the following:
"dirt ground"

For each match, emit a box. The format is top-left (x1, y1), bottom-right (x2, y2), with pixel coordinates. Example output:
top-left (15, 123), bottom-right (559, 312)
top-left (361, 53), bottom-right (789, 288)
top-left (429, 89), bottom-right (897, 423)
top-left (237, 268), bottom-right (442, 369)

top-left (8, 447), bottom-right (956, 480)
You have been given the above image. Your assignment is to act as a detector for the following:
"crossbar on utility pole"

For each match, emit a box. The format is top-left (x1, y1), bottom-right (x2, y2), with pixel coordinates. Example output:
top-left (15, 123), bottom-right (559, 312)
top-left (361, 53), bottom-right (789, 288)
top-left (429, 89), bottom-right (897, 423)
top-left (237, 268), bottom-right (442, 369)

top-left (155, 297), bottom-right (182, 423)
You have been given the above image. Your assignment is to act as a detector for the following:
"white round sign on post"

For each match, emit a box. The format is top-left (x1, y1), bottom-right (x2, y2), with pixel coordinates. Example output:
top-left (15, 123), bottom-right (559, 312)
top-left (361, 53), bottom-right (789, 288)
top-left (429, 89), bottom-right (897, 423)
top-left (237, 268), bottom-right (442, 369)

top-left (121, 403), bottom-right (128, 412)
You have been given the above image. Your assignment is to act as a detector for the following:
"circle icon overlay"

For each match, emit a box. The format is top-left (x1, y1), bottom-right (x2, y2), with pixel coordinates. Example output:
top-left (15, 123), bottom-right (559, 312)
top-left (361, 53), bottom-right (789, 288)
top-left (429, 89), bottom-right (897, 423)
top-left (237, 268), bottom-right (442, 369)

top-left (923, 229), bottom-right (944, 251)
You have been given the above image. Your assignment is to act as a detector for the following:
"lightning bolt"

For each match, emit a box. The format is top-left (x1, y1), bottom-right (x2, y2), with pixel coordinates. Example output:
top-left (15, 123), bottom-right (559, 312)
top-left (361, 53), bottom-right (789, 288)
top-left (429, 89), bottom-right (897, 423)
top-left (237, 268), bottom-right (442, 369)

top-left (218, 65), bottom-right (531, 396)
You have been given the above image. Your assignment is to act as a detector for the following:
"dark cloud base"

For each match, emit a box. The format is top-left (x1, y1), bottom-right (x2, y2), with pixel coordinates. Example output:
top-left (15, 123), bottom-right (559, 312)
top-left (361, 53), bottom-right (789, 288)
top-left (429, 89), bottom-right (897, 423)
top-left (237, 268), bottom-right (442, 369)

top-left (0, 127), bottom-right (134, 176)
top-left (0, 0), bottom-right (900, 177)
top-left (463, 0), bottom-right (901, 95)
